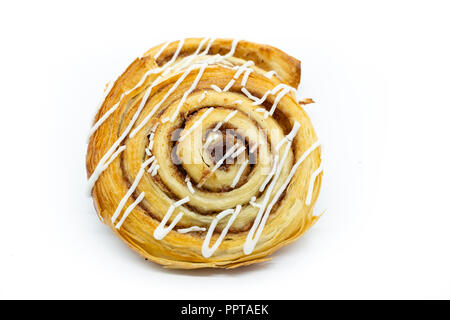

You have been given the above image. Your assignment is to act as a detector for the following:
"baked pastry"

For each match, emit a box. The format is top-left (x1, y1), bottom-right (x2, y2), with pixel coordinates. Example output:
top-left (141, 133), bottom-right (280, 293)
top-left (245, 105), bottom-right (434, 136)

top-left (86, 38), bottom-right (322, 269)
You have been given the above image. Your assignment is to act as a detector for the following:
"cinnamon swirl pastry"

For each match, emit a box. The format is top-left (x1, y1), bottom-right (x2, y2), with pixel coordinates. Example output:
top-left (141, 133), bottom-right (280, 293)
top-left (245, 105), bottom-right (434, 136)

top-left (86, 38), bottom-right (322, 269)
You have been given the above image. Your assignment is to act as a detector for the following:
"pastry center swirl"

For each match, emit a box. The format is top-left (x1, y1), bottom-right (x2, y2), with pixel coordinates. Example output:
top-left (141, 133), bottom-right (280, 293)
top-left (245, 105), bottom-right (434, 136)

top-left (175, 107), bottom-right (252, 192)
top-left (204, 127), bottom-right (244, 169)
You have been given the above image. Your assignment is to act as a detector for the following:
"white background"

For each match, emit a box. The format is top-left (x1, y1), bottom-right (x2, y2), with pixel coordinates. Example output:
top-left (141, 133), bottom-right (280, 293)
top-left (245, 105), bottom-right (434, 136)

top-left (1, 0), bottom-right (449, 299)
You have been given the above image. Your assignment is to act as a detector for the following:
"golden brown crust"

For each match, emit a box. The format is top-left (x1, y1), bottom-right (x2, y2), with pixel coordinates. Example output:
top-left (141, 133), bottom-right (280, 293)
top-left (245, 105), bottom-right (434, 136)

top-left (86, 38), bottom-right (321, 269)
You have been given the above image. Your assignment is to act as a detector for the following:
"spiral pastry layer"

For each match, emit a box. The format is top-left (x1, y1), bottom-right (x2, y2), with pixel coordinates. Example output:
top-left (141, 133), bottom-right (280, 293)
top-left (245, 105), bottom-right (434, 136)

top-left (86, 38), bottom-right (322, 269)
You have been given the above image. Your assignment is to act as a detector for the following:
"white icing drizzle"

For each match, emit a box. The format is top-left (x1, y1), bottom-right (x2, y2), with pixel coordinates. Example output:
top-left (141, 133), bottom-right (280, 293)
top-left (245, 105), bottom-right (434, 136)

top-left (276, 121), bottom-right (301, 152)
top-left (222, 60), bottom-right (254, 91)
top-left (223, 109), bottom-right (238, 122)
top-left (262, 142), bottom-right (321, 240)
top-left (240, 68), bottom-right (253, 87)
top-left (222, 79), bottom-right (235, 92)
top-left (153, 41), bottom-right (170, 60)
top-left (251, 84), bottom-right (291, 106)
top-left (185, 176), bottom-right (195, 194)
top-left (200, 38), bottom-right (216, 56)
top-left (169, 37), bottom-right (210, 76)
top-left (243, 122), bottom-right (299, 254)
top-left (130, 66), bottom-right (196, 138)
top-left (260, 121), bottom-right (300, 192)
top-left (170, 63), bottom-right (208, 122)
top-left (147, 123), bottom-right (159, 152)
top-left (198, 90), bottom-right (207, 102)
top-left (111, 156), bottom-right (155, 223)
top-left (179, 107), bottom-right (214, 142)
top-left (232, 100), bottom-right (242, 105)
top-left (102, 145), bottom-right (125, 169)
top-left (265, 86), bottom-right (291, 119)
top-left (158, 39), bottom-right (209, 123)
top-left (178, 39), bottom-right (219, 108)
top-left (88, 97), bottom-right (119, 140)
top-left (231, 159), bottom-right (248, 188)
top-left (148, 133), bottom-right (155, 151)
top-left (203, 132), bottom-right (221, 150)
top-left (241, 87), bottom-right (259, 101)
top-left (197, 143), bottom-right (240, 187)
top-left (305, 162), bottom-right (323, 205)
top-left (153, 196), bottom-right (190, 240)
top-left (147, 159), bottom-right (158, 173)
top-left (177, 226), bottom-right (206, 234)
top-left (231, 146), bottom-right (246, 159)
top-left (87, 82), bottom-right (158, 195)
top-left (115, 192), bottom-right (145, 229)
top-left (211, 143), bottom-right (239, 170)
top-left (264, 70), bottom-right (278, 78)
top-left (151, 164), bottom-right (160, 176)
top-left (249, 196), bottom-right (261, 208)
top-left (259, 155), bottom-right (278, 192)
top-left (166, 39), bottom-right (185, 66)
top-left (212, 121), bottom-right (223, 132)
top-left (212, 109), bottom-right (238, 133)
top-left (224, 38), bottom-right (240, 58)
top-left (234, 61), bottom-right (254, 79)
top-left (255, 107), bottom-right (268, 116)
top-left (202, 205), bottom-right (242, 258)
top-left (211, 84), bottom-right (222, 92)
top-left (184, 37), bottom-right (209, 61)
top-left (244, 140), bottom-right (321, 254)
top-left (88, 84), bottom-right (145, 142)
